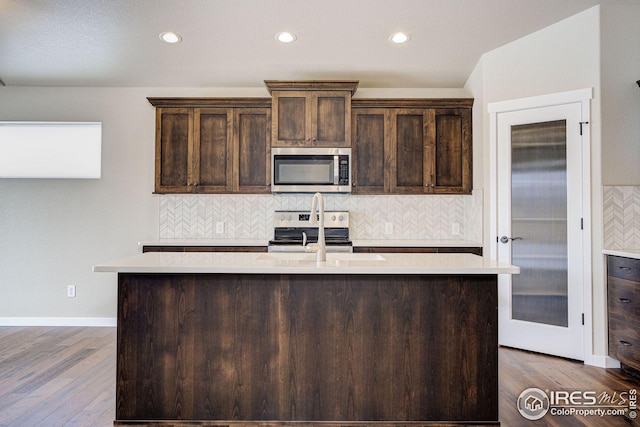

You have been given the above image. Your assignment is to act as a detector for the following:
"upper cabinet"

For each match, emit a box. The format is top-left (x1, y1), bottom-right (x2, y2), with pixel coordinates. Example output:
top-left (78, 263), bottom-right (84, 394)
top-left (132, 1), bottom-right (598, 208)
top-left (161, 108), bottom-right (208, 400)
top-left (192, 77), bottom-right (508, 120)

top-left (431, 107), bottom-right (472, 194)
top-left (149, 98), bottom-right (271, 194)
top-left (352, 99), bottom-right (473, 195)
top-left (351, 108), bottom-right (390, 193)
top-left (149, 92), bottom-right (472, 195)
top-left (154, 107), bottom-right (192, 192)
top-left (265, 80), bottom-right (358, 147)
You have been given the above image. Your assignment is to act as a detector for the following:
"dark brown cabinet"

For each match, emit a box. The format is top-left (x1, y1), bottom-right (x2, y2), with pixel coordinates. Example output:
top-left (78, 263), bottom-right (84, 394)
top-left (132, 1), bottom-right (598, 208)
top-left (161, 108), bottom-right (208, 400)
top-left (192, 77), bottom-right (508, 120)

top-left (150, 94), bottom-right (472, 196)
top-left (354, 246), bottom-right (482, 255)
top-left (607, 255), bottom-right (640, 373)
top-left (234, 108), bottom-right (271, 192)
top-left (431, 108), bottom-right (472, 193)
top-left (352, 99), bottom-right (472, 195)
top-left (149, 98), bottom-right (271, 194)
top-left (142, 245), bottom-right (267, 253)
top-left (391, 108), bottom-right (430, 193)
top-left (266, 81), bottom-right (358, 147)
top-left (155, 107), bottom-right (192, 192)
top-left (194, 108), bottom-right (233, 192)
top-left (115, 272), bottom-right (499, 425)
top-left (351, 108), bottom-right (390, 193)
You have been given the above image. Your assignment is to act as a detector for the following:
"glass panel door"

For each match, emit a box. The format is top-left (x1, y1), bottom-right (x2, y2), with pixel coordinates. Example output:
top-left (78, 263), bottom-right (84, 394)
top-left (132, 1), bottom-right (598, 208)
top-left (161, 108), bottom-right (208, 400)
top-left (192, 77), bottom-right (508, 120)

top-left (511, 120), bottom-right (567, 327)
top-left (496, 100), bottom-right (584, 361)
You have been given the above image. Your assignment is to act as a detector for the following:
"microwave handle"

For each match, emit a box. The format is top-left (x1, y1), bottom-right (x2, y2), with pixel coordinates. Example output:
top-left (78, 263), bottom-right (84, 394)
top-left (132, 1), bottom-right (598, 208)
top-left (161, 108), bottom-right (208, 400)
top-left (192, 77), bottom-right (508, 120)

top-left (333, 156), bottom-right (339, 185)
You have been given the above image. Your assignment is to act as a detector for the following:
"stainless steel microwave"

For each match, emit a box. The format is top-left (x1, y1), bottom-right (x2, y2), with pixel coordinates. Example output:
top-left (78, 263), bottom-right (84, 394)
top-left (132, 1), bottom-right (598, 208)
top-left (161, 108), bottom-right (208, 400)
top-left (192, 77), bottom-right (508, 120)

top-left (271, 147), bottom-right (351, 193)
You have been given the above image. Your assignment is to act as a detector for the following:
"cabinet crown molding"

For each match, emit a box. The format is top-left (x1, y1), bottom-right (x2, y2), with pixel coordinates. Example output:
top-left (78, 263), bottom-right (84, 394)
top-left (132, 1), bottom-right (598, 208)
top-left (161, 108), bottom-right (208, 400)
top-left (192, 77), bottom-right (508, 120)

top-left (147, 97), bottom-right (271, 108)
top-left (352, 98), bottom-right (474, 108)
top-left (264, 80), bottom-right (359, 95)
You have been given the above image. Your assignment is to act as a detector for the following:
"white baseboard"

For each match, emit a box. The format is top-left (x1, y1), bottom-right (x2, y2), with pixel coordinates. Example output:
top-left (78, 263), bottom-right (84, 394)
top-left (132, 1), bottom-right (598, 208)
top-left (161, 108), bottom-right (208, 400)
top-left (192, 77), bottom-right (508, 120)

top-left (0, 317), bottom-right (117, 327)
top-left (584, 353), bottom-right (621, 368)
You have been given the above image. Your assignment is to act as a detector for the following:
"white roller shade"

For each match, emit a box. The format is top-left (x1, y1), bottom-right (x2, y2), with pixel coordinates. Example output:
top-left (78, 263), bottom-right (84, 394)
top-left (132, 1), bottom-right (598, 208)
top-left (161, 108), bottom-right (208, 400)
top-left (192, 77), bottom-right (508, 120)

top-left (0, 122), bottom-right (102, 179)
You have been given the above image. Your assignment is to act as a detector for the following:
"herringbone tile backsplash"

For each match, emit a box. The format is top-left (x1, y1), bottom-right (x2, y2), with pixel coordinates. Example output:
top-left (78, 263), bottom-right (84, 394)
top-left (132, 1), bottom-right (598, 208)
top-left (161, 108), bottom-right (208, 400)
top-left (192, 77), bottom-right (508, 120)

top-left (604, 186), bottom-right (640, 249)
top-left (159, 191), bottom-right (483, 242)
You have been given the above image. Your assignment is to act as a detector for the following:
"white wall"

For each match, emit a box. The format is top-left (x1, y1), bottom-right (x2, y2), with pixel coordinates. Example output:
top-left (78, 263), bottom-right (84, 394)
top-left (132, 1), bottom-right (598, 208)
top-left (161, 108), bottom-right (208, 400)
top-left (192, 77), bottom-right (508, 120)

top-left (465, 6), bottom-right (607, 358)
top-left (600, 4), bottom-right (640, 186)
top-left (0, 87), bottom-right (158, 321)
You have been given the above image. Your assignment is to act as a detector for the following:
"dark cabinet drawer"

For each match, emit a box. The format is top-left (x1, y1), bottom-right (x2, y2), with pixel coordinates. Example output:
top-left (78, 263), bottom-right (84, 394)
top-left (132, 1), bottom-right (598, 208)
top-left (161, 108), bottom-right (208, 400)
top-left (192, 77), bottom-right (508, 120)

top-left (608, 255), bottom-right (640, 281)
top-left (143, 246), bottom-right (267, 253)
top-left (607, 255), bottom-right (640, 372)
top-left (608, 276), bottom-right (640, 325)
top-left (353, 246), bottom-right (482, 255)
top-left (609, 317), bottom-right (640, 370)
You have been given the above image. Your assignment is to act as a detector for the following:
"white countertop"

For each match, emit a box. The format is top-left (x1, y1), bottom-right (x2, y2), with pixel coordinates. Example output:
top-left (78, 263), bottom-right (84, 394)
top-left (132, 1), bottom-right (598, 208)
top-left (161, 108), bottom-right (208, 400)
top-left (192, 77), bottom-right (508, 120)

top-left (138, 239), bottom-right (482, 248)
top-left (603, 248), bottom-right (640, 260)
top-left (94, 252), bottom-right (519, 275)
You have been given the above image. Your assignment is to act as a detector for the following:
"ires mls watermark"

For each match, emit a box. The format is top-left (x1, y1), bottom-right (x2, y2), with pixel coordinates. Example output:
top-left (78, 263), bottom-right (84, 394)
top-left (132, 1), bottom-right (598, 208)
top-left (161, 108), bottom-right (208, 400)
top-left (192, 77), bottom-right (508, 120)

top-left (517, 387), bottom-right (637, 421)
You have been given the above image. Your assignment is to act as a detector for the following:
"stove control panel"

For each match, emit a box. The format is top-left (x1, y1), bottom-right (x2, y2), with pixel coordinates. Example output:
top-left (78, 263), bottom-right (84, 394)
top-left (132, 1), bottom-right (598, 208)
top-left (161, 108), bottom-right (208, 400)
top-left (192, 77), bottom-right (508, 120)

top-left (274, 211), bottom-right (349, 228)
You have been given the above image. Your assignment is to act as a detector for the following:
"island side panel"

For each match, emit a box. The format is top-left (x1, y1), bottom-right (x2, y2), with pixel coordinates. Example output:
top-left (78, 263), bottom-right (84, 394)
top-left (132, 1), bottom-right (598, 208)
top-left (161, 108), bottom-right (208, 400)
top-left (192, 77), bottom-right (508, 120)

top-left (116, 273), bottom-right (498, 424)
top-left (117, 274), bottom-right (284, 421)
top-left (283, 275), bottom-right (498, 422)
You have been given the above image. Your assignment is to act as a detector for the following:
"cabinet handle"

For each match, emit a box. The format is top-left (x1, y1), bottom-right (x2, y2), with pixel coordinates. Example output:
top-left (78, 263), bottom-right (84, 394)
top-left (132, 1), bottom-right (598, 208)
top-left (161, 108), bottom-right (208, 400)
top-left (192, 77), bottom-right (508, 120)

top-left (619, 298), bottom-right (632, 303)
top-left (618, 266), bottom-right (632, 271)
top-left (620, 340), bottom-right (632, 347)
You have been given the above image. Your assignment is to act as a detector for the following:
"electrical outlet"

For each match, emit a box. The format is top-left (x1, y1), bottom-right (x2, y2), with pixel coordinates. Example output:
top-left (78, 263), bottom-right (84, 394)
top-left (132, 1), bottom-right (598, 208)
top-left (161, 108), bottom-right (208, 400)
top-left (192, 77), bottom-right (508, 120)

top-left (216, 222), bottom-right (224, 234)
top-left (384, 223), bottom-right (393, 235)
top-left (67, 285), bottom-right (76, 298)
top-left (452, 223), bottom-right (460, 235)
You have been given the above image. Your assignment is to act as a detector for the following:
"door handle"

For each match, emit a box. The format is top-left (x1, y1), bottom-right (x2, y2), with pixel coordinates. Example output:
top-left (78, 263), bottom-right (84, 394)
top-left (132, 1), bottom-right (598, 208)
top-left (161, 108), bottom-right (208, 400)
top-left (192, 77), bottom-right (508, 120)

top-left (499, 236), bottom-right (523, 244)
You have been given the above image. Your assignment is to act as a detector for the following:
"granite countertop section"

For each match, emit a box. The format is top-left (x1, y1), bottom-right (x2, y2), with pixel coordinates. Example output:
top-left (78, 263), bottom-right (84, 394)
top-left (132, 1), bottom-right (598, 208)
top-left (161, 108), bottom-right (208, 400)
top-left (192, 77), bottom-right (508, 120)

top-left (94, 252), bottom-right (519, 275)
top-left (603, 248), bottom-right (640, 260)
top-left (140, 239), bottom-right (482, 248)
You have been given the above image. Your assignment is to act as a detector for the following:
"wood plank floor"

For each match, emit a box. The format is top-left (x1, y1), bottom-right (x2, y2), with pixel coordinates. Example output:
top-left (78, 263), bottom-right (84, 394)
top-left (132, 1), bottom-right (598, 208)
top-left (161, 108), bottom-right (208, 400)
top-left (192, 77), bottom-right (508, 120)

top-left (0, 327), bottom-right (638, 426)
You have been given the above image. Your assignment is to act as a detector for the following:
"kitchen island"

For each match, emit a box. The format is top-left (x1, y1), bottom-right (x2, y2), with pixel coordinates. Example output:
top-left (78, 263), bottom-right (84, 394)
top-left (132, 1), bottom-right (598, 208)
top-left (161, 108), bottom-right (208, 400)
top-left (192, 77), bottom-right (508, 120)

top-left (94, 252), bottom-right (518, 427)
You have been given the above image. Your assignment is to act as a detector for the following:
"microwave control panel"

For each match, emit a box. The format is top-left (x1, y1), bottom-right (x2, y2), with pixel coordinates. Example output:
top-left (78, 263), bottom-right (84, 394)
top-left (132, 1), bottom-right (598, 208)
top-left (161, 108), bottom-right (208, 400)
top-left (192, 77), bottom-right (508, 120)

top-left (338, 155), bottom-right (350, 185)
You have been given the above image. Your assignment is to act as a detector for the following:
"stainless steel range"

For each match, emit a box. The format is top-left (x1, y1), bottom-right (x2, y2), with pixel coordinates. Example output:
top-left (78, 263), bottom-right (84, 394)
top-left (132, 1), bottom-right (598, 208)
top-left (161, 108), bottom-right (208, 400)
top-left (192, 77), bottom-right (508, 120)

top-left (268, 211), bottom-right (352, 253)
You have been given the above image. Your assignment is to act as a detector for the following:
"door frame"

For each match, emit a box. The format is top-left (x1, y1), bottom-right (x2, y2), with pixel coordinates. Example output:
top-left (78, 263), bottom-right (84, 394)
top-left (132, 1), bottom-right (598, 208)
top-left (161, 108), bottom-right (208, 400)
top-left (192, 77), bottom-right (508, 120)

top-left (488, 88), bottom-right (593, 362)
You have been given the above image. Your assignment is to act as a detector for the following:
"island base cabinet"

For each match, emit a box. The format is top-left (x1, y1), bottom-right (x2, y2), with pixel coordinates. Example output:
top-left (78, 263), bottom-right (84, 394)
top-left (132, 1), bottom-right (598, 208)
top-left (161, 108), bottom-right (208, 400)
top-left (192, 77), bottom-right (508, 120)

top-left (116, 273), bottom-right (499, 426)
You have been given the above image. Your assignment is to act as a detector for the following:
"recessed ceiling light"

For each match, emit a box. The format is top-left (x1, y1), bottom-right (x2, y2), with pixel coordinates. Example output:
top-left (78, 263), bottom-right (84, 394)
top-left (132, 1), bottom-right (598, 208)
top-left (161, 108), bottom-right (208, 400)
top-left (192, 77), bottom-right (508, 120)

top-left (275, 32), bottom-right (296, 43)
top-left (159, 31), bottom-right (182, 44)
top-left (389, 32), bottom-right (410, 44)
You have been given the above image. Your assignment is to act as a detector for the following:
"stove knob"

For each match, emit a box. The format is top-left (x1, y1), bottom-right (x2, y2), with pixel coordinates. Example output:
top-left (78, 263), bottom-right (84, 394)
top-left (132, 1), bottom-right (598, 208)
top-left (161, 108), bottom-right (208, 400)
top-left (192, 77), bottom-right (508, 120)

top-left (279, 214), bottom-right (285, 221)
top-left (338, 215), bottom-right (344, 221)
top-left (331, 215), bottom-right (336, 221)
top-left (287, 215), bottom-right (292, 221)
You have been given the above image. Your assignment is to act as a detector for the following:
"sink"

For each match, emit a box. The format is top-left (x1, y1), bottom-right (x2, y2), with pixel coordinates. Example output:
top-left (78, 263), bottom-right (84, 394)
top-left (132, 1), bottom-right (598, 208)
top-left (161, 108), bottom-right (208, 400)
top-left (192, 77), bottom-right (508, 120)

top-left (257, 253), bottom-right (386, 264)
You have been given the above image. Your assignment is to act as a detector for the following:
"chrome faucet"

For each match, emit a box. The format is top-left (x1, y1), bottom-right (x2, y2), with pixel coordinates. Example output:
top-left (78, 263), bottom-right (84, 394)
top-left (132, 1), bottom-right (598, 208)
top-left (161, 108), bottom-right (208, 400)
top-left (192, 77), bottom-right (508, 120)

top-left (308, 192), bottom-right (326, 262)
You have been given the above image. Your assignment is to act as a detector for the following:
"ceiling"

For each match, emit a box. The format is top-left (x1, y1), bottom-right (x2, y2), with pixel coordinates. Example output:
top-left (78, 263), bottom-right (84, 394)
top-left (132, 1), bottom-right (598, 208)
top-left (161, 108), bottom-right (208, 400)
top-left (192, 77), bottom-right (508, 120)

top-left (0, 0), bottom-right (634, 89)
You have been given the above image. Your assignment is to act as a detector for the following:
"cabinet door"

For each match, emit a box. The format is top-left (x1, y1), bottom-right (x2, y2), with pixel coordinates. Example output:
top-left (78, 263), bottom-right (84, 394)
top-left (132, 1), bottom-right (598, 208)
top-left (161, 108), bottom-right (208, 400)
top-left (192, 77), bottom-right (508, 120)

top-left (430, 108), bottom-right (472, 194)
top-left (234, 108), bottom-right (271, 193)
top-left (272, 90), bottom-right (351, 147)
top-left (155, 108), bottom-right (193, 193)
top-left (352, 108), bottom-right (390, 193)
top-left (390, 109), bottom-right (429, 194)
top-left (194, 108), bottom-right (233, 192)
top-left (271, 91), bottom-right (309, 146)
top-left (312, 91), bottom-right (351, 147)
